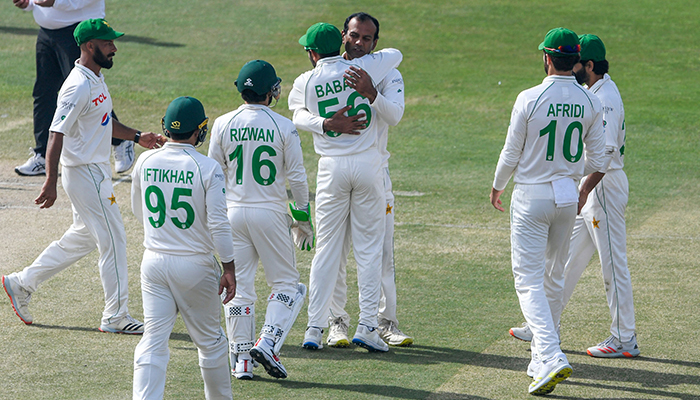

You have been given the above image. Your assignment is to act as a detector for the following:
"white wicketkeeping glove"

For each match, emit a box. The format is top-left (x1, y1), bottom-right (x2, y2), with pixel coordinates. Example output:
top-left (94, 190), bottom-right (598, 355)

top-left (289, 202), bottom-right (315, 251)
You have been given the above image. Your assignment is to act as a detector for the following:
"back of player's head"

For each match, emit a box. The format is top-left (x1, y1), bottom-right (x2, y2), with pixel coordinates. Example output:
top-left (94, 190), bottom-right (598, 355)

top-left (299, 22), bottom-right (342, 57)
top-left (539, 27), bottom-right (581, 71)
top-left (236, 60), bottom-right (282, 105)
top-left (162, 96), bottom-right (208, 145)
top-left (343, 12), bottom-right (380, 40)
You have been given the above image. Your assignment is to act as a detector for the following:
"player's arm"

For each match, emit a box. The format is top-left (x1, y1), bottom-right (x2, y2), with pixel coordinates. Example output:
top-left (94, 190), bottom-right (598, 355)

top-left (13, 0), bottom-right (31, 10)
top-left (582, 100), bottom-right (607, 176)
top-left (35, 131), bottom-right (63, 209)
top-left (283, 127), bottom-right (310, 208)
top-left (130, 157), bottom-right (144, 222)
top-left (36, 0), bottom-right (100, 10)
top-left (370, 69), bottom-right (405, 126)
top-left (206, 117), bottom-right (227, 169)
top-left (492, 93), bottom-right (528, 196)
top-left (294, 106), bottom-right (364, 135)
top-left (36, 80), bottom-right (86, 209)
top-left (577, 171), bottom-right (605, 214)
top-left (205, 163), bottom-right (237, 303)
top-left (357, 48), bottom-right (403, 88)
top-left (112, 120), bottom-right (165, 149)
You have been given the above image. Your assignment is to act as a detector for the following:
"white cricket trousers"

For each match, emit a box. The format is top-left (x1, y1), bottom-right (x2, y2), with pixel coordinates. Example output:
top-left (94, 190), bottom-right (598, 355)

top-left (133, 251), bottom-right (232, 400)
top-left (562, 169), bottom-right (635, 342)
top-left (510, 183), bottom-right (576, 361)
top-left (330, 167), bottom-right (399, 324)
top-left (308, 149), bottom-right (385, 329)
top-left (14, 163), bottom-right (129, 325)
top-left (227, 207), bottom-right (299, 305)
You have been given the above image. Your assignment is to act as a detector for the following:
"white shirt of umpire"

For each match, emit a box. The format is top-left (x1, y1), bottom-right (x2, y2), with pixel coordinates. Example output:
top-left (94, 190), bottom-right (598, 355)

top-left (493, 74), bottom-right (606, 361)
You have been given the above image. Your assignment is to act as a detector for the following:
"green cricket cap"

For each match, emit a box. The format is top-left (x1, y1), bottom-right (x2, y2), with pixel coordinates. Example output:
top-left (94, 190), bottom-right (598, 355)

top-left (163, 96), bottom-right (208, 134)
top-left (538, 27), bottom-right (580, 57)
top-left (578, 34), bottom-right (606, 62)
top-left (298, 22), bottom-right (342, 54)
top-left (235, 60), bottom-right (281, 95)
top-left (74, 18), bottom-right (124, 46)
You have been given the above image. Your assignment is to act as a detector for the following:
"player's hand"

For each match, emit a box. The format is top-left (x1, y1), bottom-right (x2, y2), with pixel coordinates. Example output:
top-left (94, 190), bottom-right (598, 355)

top-left (292, 220), bottom-right (315, 251)
top-left (490, 187), bottom-right (505, 212)
top-left (577, 190), bottom-right (589, 215)
top-left (137, 132), bottom-right (167, 149)
top-left (344, 66), bottom-right (377, 103)
top-left (219, 261), bottom-right (237, 304)
top-left (33, 0), bottom-right (55, 7)
top-left (13, 0), bottom-right (30, 9)
top-left (323, 105), bottom-right (366, 135)
top-left (35, 179), bottom-right (58, 209)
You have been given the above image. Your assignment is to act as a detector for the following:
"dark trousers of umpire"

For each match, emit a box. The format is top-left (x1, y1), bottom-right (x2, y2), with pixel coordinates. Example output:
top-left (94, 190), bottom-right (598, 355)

top-left (32, 24), bottom-right (122, 158)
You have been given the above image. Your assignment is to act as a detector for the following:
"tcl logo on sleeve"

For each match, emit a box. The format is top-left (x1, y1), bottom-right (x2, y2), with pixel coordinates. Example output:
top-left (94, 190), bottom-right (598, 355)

top-left (92, 93), bottom-right (107, 106)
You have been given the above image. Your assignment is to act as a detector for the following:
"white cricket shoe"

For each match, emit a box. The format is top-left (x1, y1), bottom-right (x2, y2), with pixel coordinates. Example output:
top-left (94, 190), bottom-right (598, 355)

top-left (2, 274), bottom-right (33, 324)
top-left (527, 352), bottom-right (542, 378)
top-left (378, 318), bottom-right (413, 347)
top-left (352, 324), bottom-right (389, 352)
top-left (113, 140), bottom-right (135, 173)
top-left (250, 338), bottom-right (287, 379)
top-left (528, 354), bottom-right (572, 395)
top-left (15, 150), bottom-right (45, 176)
top-left (302, 326), bottom-right (323, 350)
top-left (327, 316), bottom-right (350, 348)
top-left (99, 314), bottom-right (144, 334)
top-left (232, 353), bottom-right (255, 380)
top-left (587, 334), bottom-right (640, 358)
top-left (510, 322), bottom-right (533, 342)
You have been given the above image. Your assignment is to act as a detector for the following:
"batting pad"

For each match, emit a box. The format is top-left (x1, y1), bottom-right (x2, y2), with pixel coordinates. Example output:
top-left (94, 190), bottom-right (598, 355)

top-left (268, 282), bottom-right (307, 355)
top-left (224, 303), bottom-right (255, 355)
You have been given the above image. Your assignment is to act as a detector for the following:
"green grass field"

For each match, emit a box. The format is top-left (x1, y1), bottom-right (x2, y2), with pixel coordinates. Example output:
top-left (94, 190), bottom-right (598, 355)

top-left (1, 0), bottom-right (699, 399)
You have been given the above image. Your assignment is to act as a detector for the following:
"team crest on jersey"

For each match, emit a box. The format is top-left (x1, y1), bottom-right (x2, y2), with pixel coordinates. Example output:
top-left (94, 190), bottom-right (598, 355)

top-left (244, 78), bottom-right (254, 87)
top-left (100, 112), bottom-right (110, 126)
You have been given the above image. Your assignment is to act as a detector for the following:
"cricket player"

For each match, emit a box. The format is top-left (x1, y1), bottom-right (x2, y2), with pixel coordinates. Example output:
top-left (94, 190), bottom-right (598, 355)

top-left (566, 34), bottom-right (638, 357)
top-left (3, 19), bottom-right (163, 334)
top-left (508, 35), bottom-right (639, 359)
top-left (208, 60), bottom-right (311, 380)
top-left (292, 12), bottom-right (412, 348)
top-left (132, 96), bottom-right (236, 400)
top-left (288, 22), bottom-right (402, 352)
top-left (490, 28), bottom-right (606, 395)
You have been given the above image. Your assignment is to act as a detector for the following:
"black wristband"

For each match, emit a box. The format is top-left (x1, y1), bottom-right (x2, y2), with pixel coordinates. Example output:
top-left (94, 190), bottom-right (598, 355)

top-left (134, 131), bottom-right (141, 144)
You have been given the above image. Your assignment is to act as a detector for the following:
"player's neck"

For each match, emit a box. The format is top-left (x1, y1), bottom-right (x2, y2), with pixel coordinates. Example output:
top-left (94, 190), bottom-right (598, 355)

top-left (586, 73), bottom-right (604, 87)
top-left (78, 55), bottom-right (101, 76)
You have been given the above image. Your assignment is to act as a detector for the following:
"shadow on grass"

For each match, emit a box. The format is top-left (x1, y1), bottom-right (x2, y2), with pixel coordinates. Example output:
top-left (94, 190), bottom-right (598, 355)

top-left (256, 376), bottom-right (490, 400)
top-left (0, 26), bottom-right (183, 47)
top-left (29, 323), bottom-right (191, 342)
top-left (283, 344), bottom-right (700, 399)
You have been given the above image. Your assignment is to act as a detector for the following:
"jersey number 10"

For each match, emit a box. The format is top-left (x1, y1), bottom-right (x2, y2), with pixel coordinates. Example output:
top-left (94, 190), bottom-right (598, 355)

top-left (539, 120), bottom-right (584, 163)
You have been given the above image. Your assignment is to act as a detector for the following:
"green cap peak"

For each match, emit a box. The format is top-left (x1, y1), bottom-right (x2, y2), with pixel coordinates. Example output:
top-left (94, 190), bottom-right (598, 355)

top-left (74, 18), bottom-right (124, 46)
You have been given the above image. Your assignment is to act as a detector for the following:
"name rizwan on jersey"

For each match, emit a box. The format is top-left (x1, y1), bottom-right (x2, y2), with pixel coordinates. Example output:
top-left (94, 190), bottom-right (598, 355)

top-left (546, 103), bottom-right (585, 118)
top-left (143, 168), bottom-right (195, 185)
top-left (230, 127), bottom-right (275, 143)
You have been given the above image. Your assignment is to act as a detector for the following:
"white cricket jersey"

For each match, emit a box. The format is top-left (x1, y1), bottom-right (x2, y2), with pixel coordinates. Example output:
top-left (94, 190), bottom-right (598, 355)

top-left (24, 0), bottom-right (105, 30)
top-left (291, 67), bottom-right (405, 168)
top-left (493, 75), bottom-right (606, 191)
top-left (208, 103), bottom-right (309, 214)
top-left (374, 69), bottom-right (405, 168)
top-left (131, 142), bottom-right (235, 263)
top-left (589, 74), bottom-right (625, 171)
top-left (288, 48), bottom-right (402, 157)
top-left (50, 62), bottom-right (113, 167)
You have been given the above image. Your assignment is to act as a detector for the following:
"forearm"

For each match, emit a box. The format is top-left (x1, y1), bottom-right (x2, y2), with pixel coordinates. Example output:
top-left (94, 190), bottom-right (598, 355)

top-left (112, 119), bottom-right (140, 142)
top-left (579, 171), bottom-right (605, 198)
top-left (45, 131), bottom-right (64, 184)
